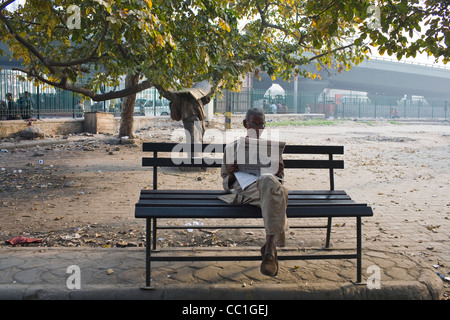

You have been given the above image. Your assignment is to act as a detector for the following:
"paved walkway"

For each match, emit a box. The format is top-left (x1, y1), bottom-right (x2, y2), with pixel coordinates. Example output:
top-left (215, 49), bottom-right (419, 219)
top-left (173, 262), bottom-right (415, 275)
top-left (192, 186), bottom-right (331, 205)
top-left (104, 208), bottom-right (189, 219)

top-left (0, 244), bottom-right (444, 300)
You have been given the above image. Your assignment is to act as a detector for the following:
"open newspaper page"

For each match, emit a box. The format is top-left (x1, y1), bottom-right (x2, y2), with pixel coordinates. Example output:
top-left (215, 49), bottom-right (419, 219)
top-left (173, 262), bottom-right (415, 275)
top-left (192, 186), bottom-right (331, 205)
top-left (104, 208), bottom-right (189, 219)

top-left (233, 137), bottom-right (286, 190)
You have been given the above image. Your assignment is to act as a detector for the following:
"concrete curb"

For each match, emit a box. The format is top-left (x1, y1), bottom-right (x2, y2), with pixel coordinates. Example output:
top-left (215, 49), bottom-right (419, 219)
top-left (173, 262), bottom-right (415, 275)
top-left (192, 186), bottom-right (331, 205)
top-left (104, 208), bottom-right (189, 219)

top-left (0, 279), bottom-right (442, 300)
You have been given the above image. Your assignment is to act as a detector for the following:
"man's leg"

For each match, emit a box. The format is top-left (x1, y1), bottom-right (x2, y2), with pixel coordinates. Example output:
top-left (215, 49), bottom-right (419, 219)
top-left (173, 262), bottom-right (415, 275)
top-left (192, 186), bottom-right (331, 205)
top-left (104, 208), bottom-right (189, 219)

top-left (182, 117), bottom-right (203, 144)
top-left (256, 175), bottom-right (288, 245)
top-left (258, 175), bottom-right (288, 276)
top-left (182, 117), bottom-right (204, 158)
top-left (239, 174), bottom-right (288, 276)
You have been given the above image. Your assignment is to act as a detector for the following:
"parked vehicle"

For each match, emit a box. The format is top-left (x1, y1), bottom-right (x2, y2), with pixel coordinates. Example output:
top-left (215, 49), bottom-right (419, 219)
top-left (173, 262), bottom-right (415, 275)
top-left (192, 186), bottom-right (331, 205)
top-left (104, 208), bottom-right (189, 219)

top-left (134, 99), bottom-right (170, 116)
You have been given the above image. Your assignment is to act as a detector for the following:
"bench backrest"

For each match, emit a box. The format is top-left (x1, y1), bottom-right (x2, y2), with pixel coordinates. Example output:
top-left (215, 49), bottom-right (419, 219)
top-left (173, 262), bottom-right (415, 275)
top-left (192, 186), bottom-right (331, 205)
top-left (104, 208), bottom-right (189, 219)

top-left (142, 142), bottom-right (344, 191)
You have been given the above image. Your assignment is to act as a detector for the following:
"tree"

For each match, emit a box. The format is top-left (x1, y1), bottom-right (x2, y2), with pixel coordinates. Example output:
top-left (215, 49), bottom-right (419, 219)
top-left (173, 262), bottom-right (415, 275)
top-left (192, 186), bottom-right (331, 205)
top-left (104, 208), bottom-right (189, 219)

top-left (357, 0), bottom-right (450, 63)
top-left (1, 0), bottom-right (447, 137)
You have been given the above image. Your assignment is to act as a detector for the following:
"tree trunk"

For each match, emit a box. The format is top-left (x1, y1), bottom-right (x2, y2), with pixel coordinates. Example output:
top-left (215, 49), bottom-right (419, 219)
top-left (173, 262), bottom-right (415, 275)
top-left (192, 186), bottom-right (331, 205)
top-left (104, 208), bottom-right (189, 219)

top-left (118, 72), bottom-right (140, 138)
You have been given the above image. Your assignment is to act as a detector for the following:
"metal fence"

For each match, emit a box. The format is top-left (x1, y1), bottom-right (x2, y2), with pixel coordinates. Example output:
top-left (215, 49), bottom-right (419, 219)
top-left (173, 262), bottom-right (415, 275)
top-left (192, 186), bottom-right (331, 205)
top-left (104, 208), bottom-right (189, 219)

top-left (327, 94), bottom-right (449, 120)
top-left (0, 70), bottom-right (170, 120)
top-left (1, 70), bottom-right (449, 120)
top-left (213, 89), bottom-right (450, 120)
top-left (0, 70), bottom-right (82, 119)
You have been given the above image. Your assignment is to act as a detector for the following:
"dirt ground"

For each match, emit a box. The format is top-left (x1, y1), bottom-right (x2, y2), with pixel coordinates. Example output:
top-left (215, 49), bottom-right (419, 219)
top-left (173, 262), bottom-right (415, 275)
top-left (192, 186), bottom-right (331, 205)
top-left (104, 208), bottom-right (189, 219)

top-left (0, 120), bottom-right (449, 292)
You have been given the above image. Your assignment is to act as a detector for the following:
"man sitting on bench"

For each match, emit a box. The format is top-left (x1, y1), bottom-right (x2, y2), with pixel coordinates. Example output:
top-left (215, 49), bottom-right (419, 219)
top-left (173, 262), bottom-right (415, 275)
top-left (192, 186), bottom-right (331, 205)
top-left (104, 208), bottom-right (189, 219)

top-left (220, 108), bottom-right (288, 277)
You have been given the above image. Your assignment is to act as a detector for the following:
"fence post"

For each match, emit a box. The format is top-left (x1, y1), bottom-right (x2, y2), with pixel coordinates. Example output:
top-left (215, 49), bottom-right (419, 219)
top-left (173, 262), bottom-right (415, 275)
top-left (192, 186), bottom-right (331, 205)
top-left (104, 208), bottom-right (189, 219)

top-left (297, 93), bottom-right (301, 113)
top-left (403, 99), bottom-right (407, 118)
top-left (72, 93), bottom-right (75, 118)
top-left (418, 102), bottom-right (420, 119)
top-left (445, 101), bottom-right (448, 120)
top-left (431, 101), bottom-right (434, 119)
top-left (358, 99), bottom-right (361, 118)
top-left (225, 90), bottom-right (231, 130)
top-left (374, 101), bottom-right (377, 119)
top-left (36, 86), bottom-right (40, 119)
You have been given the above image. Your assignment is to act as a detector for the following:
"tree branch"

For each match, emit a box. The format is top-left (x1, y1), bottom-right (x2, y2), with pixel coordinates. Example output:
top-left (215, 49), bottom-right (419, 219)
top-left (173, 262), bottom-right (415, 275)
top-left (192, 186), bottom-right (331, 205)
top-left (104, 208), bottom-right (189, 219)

top-left (1, 6), bottom-right (109, 69)
top-left (14, 67), bottom-right (154, 101)
top-left (47, 22), bottom-right (110, 67)
top-left (255, 1), bottom-right (290, 36)
top-left (47, 53), bottom-right (109, 67)
top-left (0, 0), bottom-right (15, 11)
top-left (153, 84), bottom-right (180, 103)
top-left (308, 42), bottom-right (355, 62)
top-left (0, 10), bottom-right (56, 73)
top-left (309, 1), bottom-right (336, 20)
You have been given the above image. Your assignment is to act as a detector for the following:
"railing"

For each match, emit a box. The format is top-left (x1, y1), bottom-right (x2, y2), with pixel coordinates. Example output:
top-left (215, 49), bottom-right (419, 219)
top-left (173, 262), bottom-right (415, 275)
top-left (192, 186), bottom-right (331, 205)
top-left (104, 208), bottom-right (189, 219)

top-left (368, 55), bottom-right (450, 70)
top-left (0, 70), bottom-right (170, 120)
top-left (213, 89), bottom-right (450, 120)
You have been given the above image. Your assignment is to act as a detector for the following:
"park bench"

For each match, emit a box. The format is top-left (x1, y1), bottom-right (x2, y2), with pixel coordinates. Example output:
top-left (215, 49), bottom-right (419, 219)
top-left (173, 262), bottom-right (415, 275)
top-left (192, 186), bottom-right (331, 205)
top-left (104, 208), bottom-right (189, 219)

top-left (135, 142), bottom-right (373, 288)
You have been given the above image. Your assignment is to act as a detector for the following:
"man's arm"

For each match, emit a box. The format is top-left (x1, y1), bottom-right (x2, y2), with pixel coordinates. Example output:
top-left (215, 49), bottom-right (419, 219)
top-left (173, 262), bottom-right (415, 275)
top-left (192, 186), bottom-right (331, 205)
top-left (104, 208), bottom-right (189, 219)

top-left (221, 159), bottom-right (238, 191)
top-left (225, 163), bottom-right (238, 188)
top-left (275, 160), bottom-right (284, 180)
top-left (221, 142), bottom-right (238, 191)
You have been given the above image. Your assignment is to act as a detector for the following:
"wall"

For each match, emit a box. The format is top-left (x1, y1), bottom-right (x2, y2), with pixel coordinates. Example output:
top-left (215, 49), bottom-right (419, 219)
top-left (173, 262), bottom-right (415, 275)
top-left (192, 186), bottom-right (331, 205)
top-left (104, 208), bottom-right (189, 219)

top-left (0, 118), bottom-right (84, 139)
top-left (0, 113), bottom-right (324, 139)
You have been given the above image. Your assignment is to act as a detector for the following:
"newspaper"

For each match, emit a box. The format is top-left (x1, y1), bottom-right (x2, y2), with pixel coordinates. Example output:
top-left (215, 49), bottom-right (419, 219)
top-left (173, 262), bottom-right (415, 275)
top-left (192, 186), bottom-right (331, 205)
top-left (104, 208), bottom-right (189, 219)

top-left (230, 137), bottom-right (286, 190)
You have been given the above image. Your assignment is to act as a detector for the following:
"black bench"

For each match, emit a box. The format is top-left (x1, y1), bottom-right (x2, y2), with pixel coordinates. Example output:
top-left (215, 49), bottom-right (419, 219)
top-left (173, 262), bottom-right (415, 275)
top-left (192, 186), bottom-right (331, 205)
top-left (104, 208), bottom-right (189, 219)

top-left (135, 142), bottom-right (373, 288)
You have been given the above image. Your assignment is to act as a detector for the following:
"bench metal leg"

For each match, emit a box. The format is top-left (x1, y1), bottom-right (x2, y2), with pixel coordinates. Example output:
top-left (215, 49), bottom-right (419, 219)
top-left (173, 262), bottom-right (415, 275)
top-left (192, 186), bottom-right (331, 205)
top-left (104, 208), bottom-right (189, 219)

top-left (141, 218), bottom-right (155, 290)
top-left (139, 215), bottom-right (364, 287)
top-left (356, 216), bottom-right (362, 283)
top-left (152, 218), bottom-right (157, 250)
top-left (325, 217), bottom-right (332, 248)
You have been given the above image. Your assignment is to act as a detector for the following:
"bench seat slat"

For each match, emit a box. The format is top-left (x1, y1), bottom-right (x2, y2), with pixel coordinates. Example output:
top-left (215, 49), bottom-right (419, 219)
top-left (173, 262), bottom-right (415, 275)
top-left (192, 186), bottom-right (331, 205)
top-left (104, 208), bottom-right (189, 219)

top-left (135, 205), bottom-right (373, 219)
top-left (142, 157), bottom-right (344, 169)
top-left (140, 189), bottom-right (349, 195)
top-left (148, 253), bottom-right (358, 262)
top-left (139, 196), bottom-right (352, 201)
top-left (136, 199), bottom-right (358, 206)
top-left (139, 194), bottom-right (352, 201)
top-left (142, 143), bottom-right (344, 155)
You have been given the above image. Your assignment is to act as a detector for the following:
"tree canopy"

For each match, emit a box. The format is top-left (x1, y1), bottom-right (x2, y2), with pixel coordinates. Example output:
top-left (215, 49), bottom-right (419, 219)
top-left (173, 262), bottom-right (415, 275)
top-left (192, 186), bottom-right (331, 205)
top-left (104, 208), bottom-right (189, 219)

top-left (0, 0), bottom-right (448, 105)
top-left (0, 0), bottom-right (372, 101)
top-left (359, 0), bottom-right (450, 63)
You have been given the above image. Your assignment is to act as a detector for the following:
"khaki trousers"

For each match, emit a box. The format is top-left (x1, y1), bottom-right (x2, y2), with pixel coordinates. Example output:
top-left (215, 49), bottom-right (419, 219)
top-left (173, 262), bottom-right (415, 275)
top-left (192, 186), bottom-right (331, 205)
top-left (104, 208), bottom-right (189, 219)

top-left (237, 175), bottom-right (288, 246)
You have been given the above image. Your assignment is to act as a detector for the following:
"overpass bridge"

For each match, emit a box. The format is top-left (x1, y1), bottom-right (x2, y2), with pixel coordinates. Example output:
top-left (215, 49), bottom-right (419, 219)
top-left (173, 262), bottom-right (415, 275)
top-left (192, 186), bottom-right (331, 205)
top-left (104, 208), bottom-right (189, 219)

top-left (252, 57), bottom-right (450, 100)
top-left (248, 57), bottom-right (450, 119)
